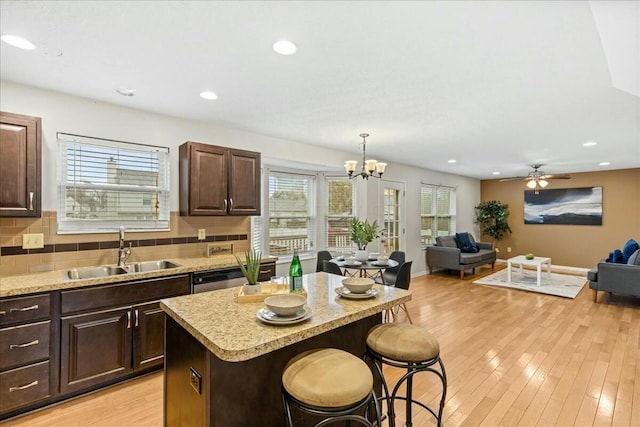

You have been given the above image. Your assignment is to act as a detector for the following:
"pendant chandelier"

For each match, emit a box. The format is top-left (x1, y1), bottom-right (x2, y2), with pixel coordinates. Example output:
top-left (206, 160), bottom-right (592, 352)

top-left (344, 133), bottom-right (387, 180)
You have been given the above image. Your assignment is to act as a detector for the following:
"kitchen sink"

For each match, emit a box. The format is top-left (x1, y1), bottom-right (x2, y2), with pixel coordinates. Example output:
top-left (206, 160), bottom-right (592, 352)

top-left (66, 265), bottom-right (129, 280)
top-left (126, 260), bottom-right (181, 273)
top-left (65, 260), bottom-right (181, 281)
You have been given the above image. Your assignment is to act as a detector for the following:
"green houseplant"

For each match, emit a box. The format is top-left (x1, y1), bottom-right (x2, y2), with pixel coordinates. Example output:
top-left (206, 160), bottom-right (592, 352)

top-left (351, 218), bottom-right (381, 261)
top-left (475, 200), bottom-right (512, 250)
top-left (235, 248), bottom-right (262, 295)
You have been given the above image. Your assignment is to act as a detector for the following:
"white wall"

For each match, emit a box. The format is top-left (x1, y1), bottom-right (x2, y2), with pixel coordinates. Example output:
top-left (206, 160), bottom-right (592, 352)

top-left (1, 80), bottom-right (480, 275)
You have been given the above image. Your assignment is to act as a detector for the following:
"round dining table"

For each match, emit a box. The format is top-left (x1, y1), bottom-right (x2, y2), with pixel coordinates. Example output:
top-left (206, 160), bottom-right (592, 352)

top-left (330, 258), bottom-right (399, 285)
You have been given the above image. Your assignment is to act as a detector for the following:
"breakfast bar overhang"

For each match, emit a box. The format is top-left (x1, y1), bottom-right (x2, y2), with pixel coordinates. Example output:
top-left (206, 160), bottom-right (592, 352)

top-left (160, 272), bottom-right (411, 426)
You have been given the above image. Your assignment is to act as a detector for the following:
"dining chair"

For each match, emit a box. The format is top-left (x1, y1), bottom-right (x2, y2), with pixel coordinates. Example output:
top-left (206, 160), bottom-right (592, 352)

top-left (316, 250), bottom-right (333, 272)
top-left (375, 250), bottom-right (405, 286)
top-left (390, 261), bottom-right (413, 324)
top-left (323, 260), bottom-right (344, 276)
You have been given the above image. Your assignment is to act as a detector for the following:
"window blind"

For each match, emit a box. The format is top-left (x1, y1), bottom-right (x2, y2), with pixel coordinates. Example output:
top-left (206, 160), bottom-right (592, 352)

top-left (325, 177), bottom-right (354, 252)
top-left (421, 184), bottom-right (456, 246)
top-left (57, 133), bottom-right (170, 233)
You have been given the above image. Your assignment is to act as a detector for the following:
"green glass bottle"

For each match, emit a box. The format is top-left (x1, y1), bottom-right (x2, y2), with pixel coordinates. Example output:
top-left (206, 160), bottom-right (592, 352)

top-left (289, 249), bottom-right (303, 293)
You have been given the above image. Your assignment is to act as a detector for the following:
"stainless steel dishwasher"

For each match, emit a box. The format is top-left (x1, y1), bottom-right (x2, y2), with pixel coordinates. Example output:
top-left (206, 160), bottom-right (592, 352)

top-left (191, 267), bottom-right (246, 293)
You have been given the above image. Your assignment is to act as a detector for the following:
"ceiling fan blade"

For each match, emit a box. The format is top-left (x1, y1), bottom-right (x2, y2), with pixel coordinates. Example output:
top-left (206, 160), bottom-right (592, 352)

top-left (543, 174), bottom-right (572, 179)
top-left (498, 176), bottom-right (527, 182)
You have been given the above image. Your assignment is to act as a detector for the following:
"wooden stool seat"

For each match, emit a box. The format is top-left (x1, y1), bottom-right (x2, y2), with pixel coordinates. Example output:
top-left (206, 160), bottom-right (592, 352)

top-left (367, 323), bottom-right (440, 362)
top-left (283, 348), bottom-right (373, 408)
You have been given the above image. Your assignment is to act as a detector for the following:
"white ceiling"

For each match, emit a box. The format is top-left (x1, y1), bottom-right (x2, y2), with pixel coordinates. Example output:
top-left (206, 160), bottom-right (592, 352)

top-left (1, 0), bottom-right (639, 180)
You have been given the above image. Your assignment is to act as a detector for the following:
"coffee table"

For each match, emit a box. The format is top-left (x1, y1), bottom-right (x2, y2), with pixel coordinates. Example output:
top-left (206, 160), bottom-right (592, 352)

top-left (507, 255), bottom-right (551, 287)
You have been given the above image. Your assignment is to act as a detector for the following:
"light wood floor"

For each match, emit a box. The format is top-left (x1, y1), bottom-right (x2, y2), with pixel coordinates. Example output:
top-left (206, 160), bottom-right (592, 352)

top-left (3, 266), bottom-right (639, 426)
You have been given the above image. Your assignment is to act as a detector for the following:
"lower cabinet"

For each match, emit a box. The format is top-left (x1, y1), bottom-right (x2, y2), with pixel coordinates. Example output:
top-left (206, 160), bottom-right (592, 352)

top-left (59, 274), bottom-right (190, 395)
top-left (60, 306), bottom-right (132, 394)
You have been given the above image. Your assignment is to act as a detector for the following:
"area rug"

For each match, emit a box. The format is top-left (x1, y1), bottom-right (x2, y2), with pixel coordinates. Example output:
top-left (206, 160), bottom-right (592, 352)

top-left (473, 268), bottom-right (587, 298)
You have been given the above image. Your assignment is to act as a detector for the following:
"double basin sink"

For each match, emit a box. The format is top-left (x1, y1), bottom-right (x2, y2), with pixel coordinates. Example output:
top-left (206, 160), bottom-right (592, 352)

top-left (65, 260), bottom-right (181, 281)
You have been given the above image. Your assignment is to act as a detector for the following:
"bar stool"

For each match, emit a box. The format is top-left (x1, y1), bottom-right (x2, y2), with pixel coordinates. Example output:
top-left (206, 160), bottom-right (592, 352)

top-left (282, 348), bottom-right (382, 426)
top-left (365, 323), bottom-right (447, 427)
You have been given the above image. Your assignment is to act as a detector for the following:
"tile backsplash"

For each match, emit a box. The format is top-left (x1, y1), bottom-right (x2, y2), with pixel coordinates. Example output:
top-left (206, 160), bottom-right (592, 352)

top-left (0, 211), bottom-right (250, 277)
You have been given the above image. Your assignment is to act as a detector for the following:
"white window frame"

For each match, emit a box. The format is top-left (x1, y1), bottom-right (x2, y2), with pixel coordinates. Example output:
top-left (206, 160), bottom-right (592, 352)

top-left (57, 133), bottom-right (170, 234)
top-left (420, 183), bottom-right (456, 247)
top-left (254, 167), bottom-right (317, 259)
top-left (323, 175), bottom-right (356, 254)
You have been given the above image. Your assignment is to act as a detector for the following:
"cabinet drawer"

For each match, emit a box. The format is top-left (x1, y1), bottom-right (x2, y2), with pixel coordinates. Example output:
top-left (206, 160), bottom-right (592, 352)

top-left (61, 274), bottom-right (190, 314)
top-left (0, 321), bottom-right (50, 370)
top-left (0, 361), bottom-right (50, 413)
top-left (258, 262), bottom-right (276, 282)
top-left (0, 294), bottom-right (50, 326)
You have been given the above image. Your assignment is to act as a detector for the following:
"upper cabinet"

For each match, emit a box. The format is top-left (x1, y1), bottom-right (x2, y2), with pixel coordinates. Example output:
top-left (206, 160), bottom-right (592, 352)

top-left (0, 112), bottom-right (42, 217)
top-left (179, 141), bottom-right (261, 216)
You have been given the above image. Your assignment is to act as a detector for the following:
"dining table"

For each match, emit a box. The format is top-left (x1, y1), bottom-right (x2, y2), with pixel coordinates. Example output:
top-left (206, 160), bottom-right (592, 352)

top-left (331, 257), bottom-right (399, 285)
top-left (160, 271), bottom-right (411, 426)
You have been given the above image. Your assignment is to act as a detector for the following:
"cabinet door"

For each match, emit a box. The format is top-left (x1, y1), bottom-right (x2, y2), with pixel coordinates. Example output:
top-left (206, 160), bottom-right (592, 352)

top-left (60, 307), bottom-right (132, 394)
top-left (133, 302), bottom-right (165, 371)
top-left (0, 112), bottom-right (41, 217)
top-left (180, 141), bottom-right (228, 216)
top-left (228, 149), bottom-right (261, 216)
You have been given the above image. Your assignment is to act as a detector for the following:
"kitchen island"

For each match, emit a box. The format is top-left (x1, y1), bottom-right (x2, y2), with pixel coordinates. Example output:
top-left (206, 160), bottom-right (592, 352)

top-left (160, 272), bottom-right (411, 426)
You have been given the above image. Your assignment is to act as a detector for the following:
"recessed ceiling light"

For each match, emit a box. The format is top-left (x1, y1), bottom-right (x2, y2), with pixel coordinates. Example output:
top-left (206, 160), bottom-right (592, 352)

top-left (273, 40), bottom-right (297, 55)
top-left (199, 91), bottom-right (218, 100)
top-left (116, 87), bottom-right (136, 97)
top-left (583, 141), bottom-right (598, 147)
top-left (599, 161), bottom-right (610, 166)
top-left (492, 171), bottom-right (500, 175)
top-left (1, 34), bottom-right (36, 50)
top-left (448, 159), bottom-right (457, 164)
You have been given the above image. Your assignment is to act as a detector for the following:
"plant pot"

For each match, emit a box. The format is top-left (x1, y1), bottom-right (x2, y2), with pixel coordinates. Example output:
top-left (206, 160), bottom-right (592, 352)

top-left (243, 283), bottom-right (262, 295)
top-left (355, 250), bottom-right (369, 262)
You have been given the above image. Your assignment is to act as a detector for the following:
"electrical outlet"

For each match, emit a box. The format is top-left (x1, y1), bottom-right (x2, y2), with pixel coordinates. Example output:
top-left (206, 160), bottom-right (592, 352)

top-left (22, 233), bottom-right (44, 249)
top-left (507, 247), bottom-right (512, 253)
top-left (198, 229), bottom-right (206, 240)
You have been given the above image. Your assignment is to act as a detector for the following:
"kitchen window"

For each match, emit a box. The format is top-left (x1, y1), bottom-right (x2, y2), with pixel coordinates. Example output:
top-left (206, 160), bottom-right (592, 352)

top-left (421, 184), bottom-right (456, 247)
top-left (57, 133), bottom-right (170, 234)
top-left (254, 168), bottom-right (316, 257)
top-left (325, 177), bottom-right (354, 253)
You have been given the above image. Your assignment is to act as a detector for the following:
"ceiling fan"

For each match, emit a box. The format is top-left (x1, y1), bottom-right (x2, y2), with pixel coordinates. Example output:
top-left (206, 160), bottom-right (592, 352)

top-left (500, 164), bottom-right (571, 193)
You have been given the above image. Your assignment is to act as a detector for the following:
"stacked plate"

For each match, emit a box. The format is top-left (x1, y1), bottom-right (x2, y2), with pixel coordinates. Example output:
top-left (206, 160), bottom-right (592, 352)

top-left (335, 287), bottom-right (378, 300)
top-left (256, 306), bottom-right (312, 325)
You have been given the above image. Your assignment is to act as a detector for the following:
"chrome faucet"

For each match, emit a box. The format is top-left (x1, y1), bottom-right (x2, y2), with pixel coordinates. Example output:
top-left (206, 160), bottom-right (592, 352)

top-left (117, 226), bottom-right (131, 267)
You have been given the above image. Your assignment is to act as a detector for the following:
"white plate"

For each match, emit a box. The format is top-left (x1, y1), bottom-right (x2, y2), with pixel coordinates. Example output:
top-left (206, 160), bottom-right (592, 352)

top-left (335, 286), bottom-right (379, 299)
top-left (257, 306), bottom-right (312, 325)
top-left (342, 261), bottom-right (362, 267)
top-left (371, 261), bottom-right (389, 267)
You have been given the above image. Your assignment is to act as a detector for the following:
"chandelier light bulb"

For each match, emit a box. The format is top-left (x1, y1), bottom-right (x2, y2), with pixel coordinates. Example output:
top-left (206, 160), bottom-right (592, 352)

top-left (345, 133), bottom-right (387, 180)
top-left (538, 179), bottom-right (549, 188)
top-left (527, 180), bottom-right (537, 189)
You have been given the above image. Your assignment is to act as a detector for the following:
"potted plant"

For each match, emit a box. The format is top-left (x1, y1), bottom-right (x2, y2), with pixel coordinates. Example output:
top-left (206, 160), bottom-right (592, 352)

top-left (350, 218), bottom-right (381, 261)
top-left (235, 248), bottom-right (262, 295)
top-left (475, 200), bottom-right (512, 252)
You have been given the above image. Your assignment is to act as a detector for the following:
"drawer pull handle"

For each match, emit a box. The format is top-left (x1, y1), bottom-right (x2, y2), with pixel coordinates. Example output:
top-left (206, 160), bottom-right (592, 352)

top-left (134, 309), bottom-right (139, 327)
top-left (29, 192), bottom-right (34, 211)
top-left (9, 305), bottom-right (39, 313)
top-left (224, 199), bottom-right (228, 211)
top-left (9, 380), bottom-right (39, 392)
top-left (259, 269), bottom-right (270, 274)
top-left (127, 311), bottom-right (131, 329)
top-left (9, 339), bottom-right (39, 349)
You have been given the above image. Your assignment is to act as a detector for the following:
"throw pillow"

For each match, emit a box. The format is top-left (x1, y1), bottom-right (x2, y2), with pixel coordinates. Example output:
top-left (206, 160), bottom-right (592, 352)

top-left (455, 232), bottom-right (479, 253)
top-left (622, 239), bottom-right (639, 263)
top-left (612, 249), bottom-right (624, 264)
top-left (628, 249), bottom-right (640, 266)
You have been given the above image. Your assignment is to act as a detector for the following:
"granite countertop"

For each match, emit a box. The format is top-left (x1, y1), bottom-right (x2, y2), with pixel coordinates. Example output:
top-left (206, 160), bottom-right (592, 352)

top-left (0, 255), bottom-right (278, 298)
top-left (160, 272), bottom-right (412, 362)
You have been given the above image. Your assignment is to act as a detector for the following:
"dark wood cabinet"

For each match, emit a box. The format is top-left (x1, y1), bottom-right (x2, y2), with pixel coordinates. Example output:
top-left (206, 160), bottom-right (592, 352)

top-left (133, 301), bottom-right (165, 370)
top-left (59, 275), bottom-right (190, 395)
top-left (60, 307), bottom-right (131, 394)
top-left (258, 261), bottom-right (277, 282)
top-left (179, 141), bottom-right (260, 216)
top-left (0, 294), bottom-right (53, 417)
top-left (0, 111), bottom-right (41, 217)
